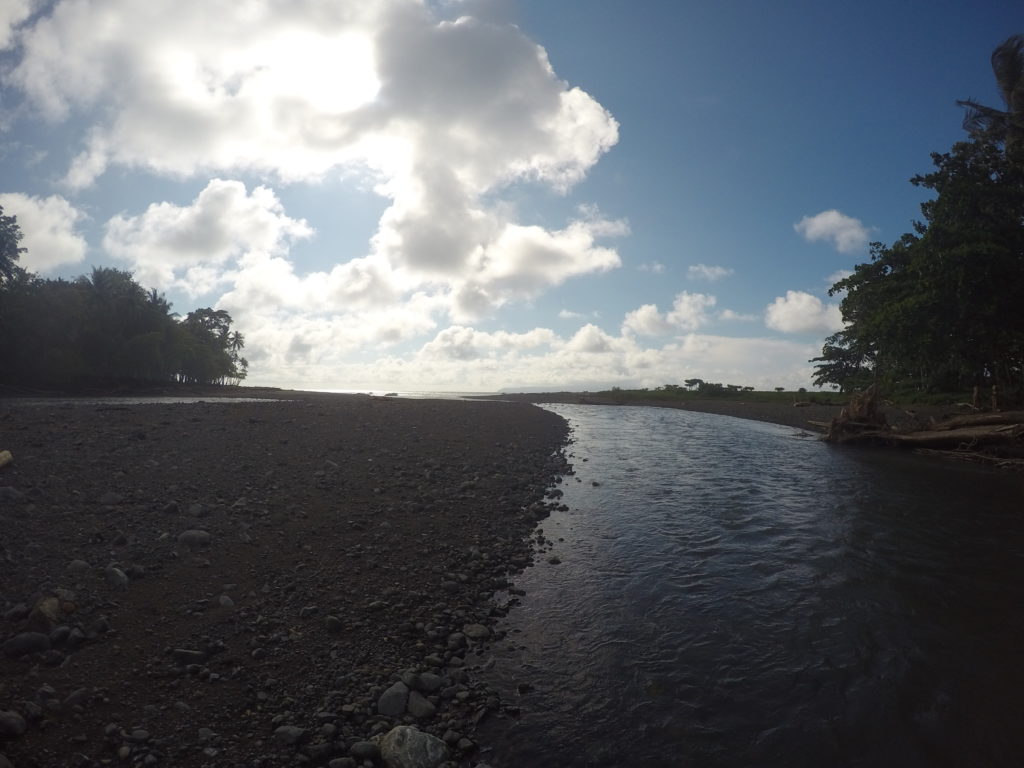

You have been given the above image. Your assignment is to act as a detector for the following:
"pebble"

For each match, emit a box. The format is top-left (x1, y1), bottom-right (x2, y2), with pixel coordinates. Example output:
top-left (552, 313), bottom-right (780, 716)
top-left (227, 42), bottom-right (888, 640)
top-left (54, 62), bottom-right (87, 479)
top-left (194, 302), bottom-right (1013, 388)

top-left (176, 529), bottom-right (211, 548)
top-left (0, 710), bottom-right (27, 738)
top-left (66, 559), bottom-right (92, 578)
top-left (406, 690), bottom-right (437, 719)
top-left (462, 623), bottom-right (490, 640)
top-left (105, 565), bottom-right (129, 588)
top-left (273, 725), bottom-right (306, 745)
top-left (349, 741), bottom-right (380, 761)
top-left (2, 632), bottom-right (51, 658)
top-left (378, 681), bottom-right (410, 716)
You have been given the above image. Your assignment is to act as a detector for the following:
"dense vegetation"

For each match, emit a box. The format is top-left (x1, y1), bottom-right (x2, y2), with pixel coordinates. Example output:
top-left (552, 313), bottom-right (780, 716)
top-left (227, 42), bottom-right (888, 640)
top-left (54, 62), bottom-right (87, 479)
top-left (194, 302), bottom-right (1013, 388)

top-left (0, 208), bottom-right (246, 389)
top-left (596, 382), bottom-right (846, 406)
top-left (812, 34), bottom-right (1024, 401)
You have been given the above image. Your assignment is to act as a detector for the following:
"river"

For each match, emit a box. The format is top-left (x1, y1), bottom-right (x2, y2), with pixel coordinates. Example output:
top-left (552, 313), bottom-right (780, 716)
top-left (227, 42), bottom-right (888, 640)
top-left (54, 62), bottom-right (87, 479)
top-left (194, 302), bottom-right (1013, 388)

top-left (477, 404), bottom-right (1024, 768)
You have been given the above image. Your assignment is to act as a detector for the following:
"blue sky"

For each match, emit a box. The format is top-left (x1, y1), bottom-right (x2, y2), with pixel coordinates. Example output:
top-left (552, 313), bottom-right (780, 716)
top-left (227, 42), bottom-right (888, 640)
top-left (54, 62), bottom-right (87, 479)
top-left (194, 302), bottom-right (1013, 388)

top-left (0, 0), bottom-right (1019, 391)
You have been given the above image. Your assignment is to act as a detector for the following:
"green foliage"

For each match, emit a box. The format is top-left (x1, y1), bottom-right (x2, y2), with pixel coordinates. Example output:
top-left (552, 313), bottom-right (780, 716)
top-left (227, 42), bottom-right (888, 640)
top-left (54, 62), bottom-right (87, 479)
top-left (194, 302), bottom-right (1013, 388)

top-left (814, 136), bottom-right (1024, 394)
top-left (0, 205), bottom-right (27, 287)
top-left (0, 261), bottom-right (247, 388)
top-left (816, 36), bottom-right (1024, 398)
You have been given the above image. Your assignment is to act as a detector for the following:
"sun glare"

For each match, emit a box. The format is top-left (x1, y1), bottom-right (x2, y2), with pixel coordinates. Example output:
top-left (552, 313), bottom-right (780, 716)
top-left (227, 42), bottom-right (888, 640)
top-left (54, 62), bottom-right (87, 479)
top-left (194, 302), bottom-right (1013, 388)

top-left (258, 32), bottom-right (380, 113)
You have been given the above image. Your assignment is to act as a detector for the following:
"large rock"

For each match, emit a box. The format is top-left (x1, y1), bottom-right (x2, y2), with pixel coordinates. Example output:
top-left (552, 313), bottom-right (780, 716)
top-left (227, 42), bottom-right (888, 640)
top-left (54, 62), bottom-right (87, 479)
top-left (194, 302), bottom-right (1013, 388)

top-left (379, 726), bottom-right (448, 768)
top-left (377, 681), bottom-right (409, 716)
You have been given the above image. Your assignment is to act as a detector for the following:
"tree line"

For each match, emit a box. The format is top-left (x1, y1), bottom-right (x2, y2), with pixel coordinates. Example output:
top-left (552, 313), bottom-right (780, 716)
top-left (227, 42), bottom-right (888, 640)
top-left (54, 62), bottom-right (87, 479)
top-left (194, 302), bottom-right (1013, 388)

top-left (812, 34), bottom-right (1024, 399)
top-left (0, 212), bottom-right (247, 389)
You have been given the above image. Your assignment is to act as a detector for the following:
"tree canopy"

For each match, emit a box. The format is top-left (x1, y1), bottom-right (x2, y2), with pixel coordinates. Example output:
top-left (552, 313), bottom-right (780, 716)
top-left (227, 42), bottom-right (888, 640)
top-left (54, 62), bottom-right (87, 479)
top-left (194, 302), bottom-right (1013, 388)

top-left (0, 217), bottom-right (247, 388)
top-left (813, 36), bottom-right (1024, 397)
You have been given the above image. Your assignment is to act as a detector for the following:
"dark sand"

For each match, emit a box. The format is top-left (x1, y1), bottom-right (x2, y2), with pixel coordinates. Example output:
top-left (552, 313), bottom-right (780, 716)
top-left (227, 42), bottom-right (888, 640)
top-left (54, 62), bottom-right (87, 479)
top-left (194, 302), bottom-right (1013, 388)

top-left (0, 391), bottom-right (568, 768)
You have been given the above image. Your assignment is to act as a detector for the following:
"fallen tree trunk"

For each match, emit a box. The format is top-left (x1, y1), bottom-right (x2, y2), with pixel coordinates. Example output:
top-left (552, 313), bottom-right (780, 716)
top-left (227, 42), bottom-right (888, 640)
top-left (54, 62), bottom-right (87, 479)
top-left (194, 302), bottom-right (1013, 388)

top-left (926, 410), bottom-right (1024, 430)
top-left (887, 422), bottom-right (1024, 448)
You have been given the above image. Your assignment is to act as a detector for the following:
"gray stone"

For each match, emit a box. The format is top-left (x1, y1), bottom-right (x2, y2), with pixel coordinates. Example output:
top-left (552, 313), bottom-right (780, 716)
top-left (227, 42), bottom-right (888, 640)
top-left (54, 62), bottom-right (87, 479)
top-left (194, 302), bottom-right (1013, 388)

top-left (328, 758), bottom-right (357, 768)
top-left (26, 597), bottom-right (61, 632)
top-left (171, 648), bottom-right (207, 664)
top-left (379, 725), bottom-right (448, 768)
top-left (349, 741), bottom-right (380, 761)
top-left (415, 672), bottom-right (443, 692)
top-left (177, 529), bottom-right (211, 548)
top-left (377, 681), bottom-right (409, 716)
top-left (273, 725), bottom-right (307, 746)
top-left (462, 623), bottom-right (490, 640)
top-left (104, 566), bottom-right (129, 589)
top-left (2, 632), bottom-right (51, 658)
top-left (98, 491), bottom-right (123, 506)
top-left (0, 710), bottom-right (26, 738)
top-left (324, 615), bottom-right (344, 633)
top-left (406, 691), bottom-right (436, 720)
top-left (66, 559), bottom-right (92, 578)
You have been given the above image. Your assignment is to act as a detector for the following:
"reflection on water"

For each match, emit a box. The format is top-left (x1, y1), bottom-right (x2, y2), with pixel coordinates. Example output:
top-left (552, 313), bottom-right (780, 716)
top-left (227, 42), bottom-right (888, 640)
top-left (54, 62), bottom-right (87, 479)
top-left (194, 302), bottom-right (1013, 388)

top-left (478, 405), bottom-right (1024, 768)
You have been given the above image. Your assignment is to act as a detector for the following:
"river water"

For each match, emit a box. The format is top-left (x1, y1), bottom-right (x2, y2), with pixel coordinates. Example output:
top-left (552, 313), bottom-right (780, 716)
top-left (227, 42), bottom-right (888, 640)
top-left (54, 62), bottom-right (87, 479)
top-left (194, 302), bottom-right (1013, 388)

top-left (477, 404), bottom-right (1024, 768)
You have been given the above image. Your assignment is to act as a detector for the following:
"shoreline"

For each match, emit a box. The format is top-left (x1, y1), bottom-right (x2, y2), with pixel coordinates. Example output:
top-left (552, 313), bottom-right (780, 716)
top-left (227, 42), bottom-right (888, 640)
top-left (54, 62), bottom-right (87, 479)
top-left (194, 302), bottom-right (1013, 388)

top-left (468, 392), bottom-right (846, 433)
top-left (0, 391), bottom-right (570, 767)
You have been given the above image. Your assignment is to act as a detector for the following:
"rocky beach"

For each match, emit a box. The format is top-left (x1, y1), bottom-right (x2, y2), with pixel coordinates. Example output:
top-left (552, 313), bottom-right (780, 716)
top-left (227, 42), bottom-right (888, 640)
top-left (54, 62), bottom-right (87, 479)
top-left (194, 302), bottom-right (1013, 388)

top-left (0, 392), bottom-right (570, 768)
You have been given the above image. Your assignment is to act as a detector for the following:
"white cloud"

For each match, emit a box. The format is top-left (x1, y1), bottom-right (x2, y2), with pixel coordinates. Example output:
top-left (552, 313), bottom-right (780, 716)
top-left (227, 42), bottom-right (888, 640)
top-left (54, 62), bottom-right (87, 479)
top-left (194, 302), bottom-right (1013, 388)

top-left (826, 269), bottom-right (852, 287)
top-left (719, 309), bottom-right (758, 322)
top-left (420, 325), bottom-right (557, 360)
top-left (794, 209), bottom-right (872, 253)
top-left (103, 179), bottom-right (312, 296)
top-left (622, 291), bottom-right (717, 337)
top-left (450, 214), bottom-right (624, 320)
top-left (0, 0), bottom-right (40, 50)
top-left (638, 261), bottom-right (665, 273)
top-left (764, 290), bottom-right (843, 334)
top-left (687, 263), bottom-right (733, 281)
top-left (248, 325), bottom-right (822, 393)
top-left (0, 191), bottom-right (87, 272)
top-left (8, 0), bottom-right (623, 321)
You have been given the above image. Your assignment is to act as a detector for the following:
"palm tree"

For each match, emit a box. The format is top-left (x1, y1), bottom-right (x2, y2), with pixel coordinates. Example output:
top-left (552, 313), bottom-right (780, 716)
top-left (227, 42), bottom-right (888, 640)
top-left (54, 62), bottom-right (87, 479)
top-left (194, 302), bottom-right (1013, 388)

top-left (957, 34), bottom-right (1024, 166)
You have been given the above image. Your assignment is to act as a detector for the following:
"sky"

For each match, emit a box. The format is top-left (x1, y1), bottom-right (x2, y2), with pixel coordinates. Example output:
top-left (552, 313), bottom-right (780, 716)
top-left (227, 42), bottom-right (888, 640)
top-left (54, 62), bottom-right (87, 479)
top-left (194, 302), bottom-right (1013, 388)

top-left (0, 0), bottom-right (1020, 392)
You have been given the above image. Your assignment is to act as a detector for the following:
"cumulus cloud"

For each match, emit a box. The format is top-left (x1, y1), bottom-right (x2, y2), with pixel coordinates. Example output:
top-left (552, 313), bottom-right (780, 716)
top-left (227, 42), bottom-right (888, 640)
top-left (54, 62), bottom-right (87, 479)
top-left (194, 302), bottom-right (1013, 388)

top-left (103, 179), bottom-right (312, 295)
top-left (7, 0), bottom-right (623, 322)
top-left (794, 209), bottom-right (872, 253)
top-left (0, 0), bottom-right (40, 49)
top-left (0, 191), bottom-right (87, 272)
top-left (420, 325), bottom-right (557, 360)
top-left (764, 290), bottom-right (843, 334)
top-left (622, 291), bottom-right (717, 337)
top-left (687, 263), bottom-right (733, 281)
top-left (259, 325), bottom-right (821, 393)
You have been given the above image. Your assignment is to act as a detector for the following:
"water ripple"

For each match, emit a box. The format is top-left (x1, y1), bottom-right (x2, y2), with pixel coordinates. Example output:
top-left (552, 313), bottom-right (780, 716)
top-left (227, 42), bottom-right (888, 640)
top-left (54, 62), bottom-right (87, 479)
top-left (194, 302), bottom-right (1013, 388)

top-left (478, 404), bottom-right (1024, 768)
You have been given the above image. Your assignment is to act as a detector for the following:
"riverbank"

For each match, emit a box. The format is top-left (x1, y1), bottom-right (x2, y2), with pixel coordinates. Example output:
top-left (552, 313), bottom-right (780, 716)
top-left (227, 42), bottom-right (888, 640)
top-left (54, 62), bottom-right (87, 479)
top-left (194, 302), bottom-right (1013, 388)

top-left (469, 392), bottom-right (846, 432)
top-left (468, 392), bottom-right (972, 435)
top-left (0, 391), bottom-right (569, 768)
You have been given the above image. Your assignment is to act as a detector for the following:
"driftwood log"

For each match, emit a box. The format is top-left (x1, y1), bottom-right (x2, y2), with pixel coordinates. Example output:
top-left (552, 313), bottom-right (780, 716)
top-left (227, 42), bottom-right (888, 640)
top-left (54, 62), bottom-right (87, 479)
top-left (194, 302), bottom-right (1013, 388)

top-left (822, 389), bottom-right (1024, 469)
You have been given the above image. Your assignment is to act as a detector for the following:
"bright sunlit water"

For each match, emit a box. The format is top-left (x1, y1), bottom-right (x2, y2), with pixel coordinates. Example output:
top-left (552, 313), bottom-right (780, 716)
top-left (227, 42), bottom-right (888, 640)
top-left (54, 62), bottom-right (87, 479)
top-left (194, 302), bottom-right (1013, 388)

top-left (477, 404), bottom-right (1024, 768)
